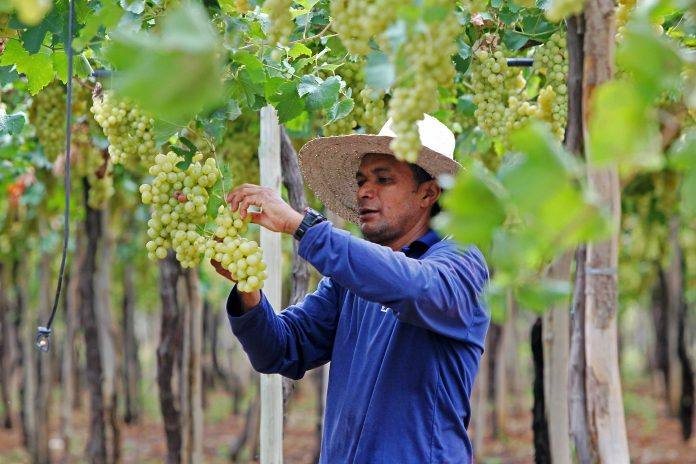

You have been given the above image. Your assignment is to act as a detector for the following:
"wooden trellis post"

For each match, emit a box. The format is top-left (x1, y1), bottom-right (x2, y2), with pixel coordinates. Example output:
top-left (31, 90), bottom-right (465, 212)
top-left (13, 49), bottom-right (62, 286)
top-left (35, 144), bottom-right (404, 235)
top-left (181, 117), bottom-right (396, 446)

top-left (259, 105), bottom-right (284, 463)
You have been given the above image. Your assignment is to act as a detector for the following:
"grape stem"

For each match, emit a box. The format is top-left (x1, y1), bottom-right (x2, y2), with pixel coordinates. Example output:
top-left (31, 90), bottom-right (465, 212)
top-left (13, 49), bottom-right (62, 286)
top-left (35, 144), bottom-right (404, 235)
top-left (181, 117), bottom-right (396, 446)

top-left (288, 21), bottom-right (334, 44)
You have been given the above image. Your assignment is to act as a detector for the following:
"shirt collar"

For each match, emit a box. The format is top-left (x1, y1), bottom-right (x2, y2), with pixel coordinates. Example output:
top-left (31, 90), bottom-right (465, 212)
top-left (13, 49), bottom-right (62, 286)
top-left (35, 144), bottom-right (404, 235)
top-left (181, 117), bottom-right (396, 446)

top-left (401, 229), bottom-right (441, 258)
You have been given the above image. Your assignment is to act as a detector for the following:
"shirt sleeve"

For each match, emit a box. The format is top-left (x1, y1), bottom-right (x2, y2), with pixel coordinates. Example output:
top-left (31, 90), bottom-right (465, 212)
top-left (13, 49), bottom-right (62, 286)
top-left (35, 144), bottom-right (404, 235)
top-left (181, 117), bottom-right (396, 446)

top-left (298, 221), bottom-right (490, 341)
top-left (227, 277), bottom-right (342, 380)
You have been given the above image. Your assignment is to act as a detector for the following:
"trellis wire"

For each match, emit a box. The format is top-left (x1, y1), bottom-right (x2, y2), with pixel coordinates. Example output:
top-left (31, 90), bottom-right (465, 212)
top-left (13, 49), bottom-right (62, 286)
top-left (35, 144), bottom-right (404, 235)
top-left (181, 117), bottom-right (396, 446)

top-left (36, 0), bottom-right (75, 352)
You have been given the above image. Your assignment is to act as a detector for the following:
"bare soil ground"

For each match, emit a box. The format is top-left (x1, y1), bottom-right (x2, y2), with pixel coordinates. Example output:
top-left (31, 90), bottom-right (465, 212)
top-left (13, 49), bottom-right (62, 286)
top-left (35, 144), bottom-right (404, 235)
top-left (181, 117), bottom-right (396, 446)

top-left (2, 380), bottom-right (696, 463)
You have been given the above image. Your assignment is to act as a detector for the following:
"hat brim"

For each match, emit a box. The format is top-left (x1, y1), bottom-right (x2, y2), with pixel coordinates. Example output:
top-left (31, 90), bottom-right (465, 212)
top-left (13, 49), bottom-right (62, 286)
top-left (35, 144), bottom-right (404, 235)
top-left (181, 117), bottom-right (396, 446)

top-left (298, 134), bottom-right (462, 224)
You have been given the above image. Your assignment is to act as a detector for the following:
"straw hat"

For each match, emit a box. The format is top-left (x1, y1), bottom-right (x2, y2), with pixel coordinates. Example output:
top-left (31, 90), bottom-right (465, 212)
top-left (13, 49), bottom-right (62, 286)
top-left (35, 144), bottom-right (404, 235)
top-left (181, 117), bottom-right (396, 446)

top-left (298, 114), bottom-right (461, 223)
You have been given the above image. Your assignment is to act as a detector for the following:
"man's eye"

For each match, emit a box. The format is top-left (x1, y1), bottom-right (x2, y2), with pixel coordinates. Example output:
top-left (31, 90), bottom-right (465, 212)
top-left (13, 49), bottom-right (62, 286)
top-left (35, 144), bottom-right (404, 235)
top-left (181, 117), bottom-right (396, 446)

top-left (378, 177), bottom-right (390, 183)
top-left (356, 179), bottom-right (365, 187)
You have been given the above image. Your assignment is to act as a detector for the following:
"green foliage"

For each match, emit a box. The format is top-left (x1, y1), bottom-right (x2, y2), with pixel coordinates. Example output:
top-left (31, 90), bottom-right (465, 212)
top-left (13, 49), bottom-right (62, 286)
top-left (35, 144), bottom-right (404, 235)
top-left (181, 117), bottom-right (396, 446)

top-left (0, 109), bottom-right (25, 135)
top-left (104, 2), bottom-right (225, 125)
top-left (439, 123), bottom-right (610, 311)
top-left (0, 40), bottom-right (54, 94)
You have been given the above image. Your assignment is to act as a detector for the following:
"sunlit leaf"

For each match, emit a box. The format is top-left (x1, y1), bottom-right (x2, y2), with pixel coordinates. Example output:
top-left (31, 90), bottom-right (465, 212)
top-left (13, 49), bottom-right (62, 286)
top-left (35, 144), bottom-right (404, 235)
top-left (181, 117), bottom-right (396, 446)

top-left (617, 19), bottom-right (683, 101)
top-left (437, 160), bottom-right (507, 252)
top-left (0, 40), bottom-right (54, 94)
top-left (104, 3), bottom-right (225, 125)
top-left (588, 80), bottom-right (661, 170)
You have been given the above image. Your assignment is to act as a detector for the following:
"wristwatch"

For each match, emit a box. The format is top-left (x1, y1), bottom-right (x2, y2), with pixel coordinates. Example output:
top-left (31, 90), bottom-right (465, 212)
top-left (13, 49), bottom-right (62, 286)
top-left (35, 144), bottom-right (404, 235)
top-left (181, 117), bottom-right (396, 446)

top-left (293, 207), bottom-right (327, 241)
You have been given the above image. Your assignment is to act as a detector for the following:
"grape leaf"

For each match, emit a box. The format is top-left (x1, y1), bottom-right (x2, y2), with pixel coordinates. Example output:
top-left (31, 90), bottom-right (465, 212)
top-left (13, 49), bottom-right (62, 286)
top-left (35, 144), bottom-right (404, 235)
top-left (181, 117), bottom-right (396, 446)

top-left (0, 65), bottom-right (20, 85)
top-left (52, 50), bottom-right (68, 84)
top-left (0, 110), bottom-right (26, 135)
top-left (73, 0), bottom-right (123, 51)
top-left (207, 164), bottom-right (233, 218)
top-left (0, 40), bottom-right (54, 94)
top-left (502, 30), bottom-right (529, 50)
top-left (298, 75), bottom-right (340, 111)
top-left (268, 80), bottom-right (306, 123)
top-left (288, 42), bottom-right (312, 59)
top-left (326, 98), bottom-right (354, 124)
top-left (173, 137), bottom-right (197, 170)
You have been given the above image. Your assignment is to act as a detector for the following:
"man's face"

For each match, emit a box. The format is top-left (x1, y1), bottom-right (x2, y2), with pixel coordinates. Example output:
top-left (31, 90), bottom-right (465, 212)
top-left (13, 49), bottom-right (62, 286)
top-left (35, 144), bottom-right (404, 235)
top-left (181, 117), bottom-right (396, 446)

top-left (355, 153), bottom-right (434, 245)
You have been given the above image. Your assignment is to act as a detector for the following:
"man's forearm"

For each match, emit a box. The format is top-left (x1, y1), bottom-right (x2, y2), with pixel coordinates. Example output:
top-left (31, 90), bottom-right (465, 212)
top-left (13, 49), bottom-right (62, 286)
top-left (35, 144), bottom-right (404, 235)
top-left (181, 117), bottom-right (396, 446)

top-left (238, 289), bottom-right (261, 312)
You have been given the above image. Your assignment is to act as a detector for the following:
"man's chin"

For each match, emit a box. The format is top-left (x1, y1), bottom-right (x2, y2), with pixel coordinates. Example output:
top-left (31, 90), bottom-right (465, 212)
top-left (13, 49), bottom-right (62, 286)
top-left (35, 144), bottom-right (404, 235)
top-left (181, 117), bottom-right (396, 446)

top-left (360, 223), bottom-right (390, 243)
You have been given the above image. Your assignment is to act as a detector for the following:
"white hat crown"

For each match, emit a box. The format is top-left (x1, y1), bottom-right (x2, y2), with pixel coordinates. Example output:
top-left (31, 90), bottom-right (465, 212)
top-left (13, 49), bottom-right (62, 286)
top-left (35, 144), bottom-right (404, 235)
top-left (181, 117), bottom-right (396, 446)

top-left (377, 114), bottom-right (456, 160)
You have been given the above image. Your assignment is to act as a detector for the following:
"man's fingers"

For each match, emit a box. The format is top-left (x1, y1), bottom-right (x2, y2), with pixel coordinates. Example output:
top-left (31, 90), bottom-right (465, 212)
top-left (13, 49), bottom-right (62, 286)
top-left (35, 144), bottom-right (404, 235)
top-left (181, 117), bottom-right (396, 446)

top-left (227, 184), bottom-right (265, 210)
top-left (238, 195), bottom-right (263, 219)
top-left (211, 258), bottom-right (234, 282)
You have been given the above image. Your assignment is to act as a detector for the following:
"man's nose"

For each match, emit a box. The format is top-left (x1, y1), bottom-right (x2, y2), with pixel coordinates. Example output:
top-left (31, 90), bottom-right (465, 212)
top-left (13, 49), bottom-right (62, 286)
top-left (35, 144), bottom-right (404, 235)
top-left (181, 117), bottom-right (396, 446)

top-left (358, 182), bottom-right (374, 199)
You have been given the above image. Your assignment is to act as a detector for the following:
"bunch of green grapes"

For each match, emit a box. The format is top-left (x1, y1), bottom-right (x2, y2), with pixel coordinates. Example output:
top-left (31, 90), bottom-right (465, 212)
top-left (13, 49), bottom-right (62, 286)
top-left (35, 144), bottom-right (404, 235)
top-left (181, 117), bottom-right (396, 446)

top-left (141, 151), bottom-right (218, 267)
top-left (73, 122), bottom-right (114, 209)
top-left (532, 32), bottom-right (568, 140)
top-left (264, 0), bottom-right (294, 45)
top-left (205, 206), bottom-right (268, 292)
top-left (91, 90), bottom-right (156, 170)
top-left (471, 48), bottom-right (524, 140)
top-left (358, 87), bottom-right (388, 132)
top-left (330, 0), bottom-right (399, 55)
top-left (323, 116), bottom-right (358, 136)
top-left (387, 0), bottom-right (460, 162)
top-left (615, 0), bottom-right (636, 43)
top-left (29, 82), bottom-right (66, 160)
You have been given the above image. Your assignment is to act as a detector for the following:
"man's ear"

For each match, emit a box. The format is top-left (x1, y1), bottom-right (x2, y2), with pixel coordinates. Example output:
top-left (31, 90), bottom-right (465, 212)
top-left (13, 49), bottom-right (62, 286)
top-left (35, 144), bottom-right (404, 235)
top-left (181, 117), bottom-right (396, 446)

top-left (420, 180), bottom-right (441, 208)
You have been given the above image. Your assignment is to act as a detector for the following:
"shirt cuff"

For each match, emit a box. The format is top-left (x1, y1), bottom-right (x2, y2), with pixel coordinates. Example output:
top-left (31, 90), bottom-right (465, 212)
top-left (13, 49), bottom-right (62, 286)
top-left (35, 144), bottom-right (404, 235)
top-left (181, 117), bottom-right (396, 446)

top-left (297, 220), bottom-right (333, 260)
top-left (226, 285), bottom-right (265, 317)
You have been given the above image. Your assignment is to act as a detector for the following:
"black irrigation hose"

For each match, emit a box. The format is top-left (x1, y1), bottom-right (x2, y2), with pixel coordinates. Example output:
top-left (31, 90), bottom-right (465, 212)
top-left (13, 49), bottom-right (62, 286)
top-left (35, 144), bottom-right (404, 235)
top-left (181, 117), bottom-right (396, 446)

top-left (507, 58), bottom-right (535, 67)
top-left (36, 0), bottom-right (75, 353)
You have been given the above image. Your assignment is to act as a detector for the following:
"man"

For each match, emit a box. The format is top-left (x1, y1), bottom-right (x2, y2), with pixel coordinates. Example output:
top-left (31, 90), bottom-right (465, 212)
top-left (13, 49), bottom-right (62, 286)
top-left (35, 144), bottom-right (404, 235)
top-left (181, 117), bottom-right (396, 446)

top-left (217, 115), bottom-right (490, 463)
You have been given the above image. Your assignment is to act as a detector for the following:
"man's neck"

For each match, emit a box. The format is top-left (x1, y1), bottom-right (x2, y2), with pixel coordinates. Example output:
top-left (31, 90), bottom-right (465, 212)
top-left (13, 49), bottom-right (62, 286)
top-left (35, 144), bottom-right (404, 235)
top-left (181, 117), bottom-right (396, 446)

top-left (383, 220), bottom-right (431, 252)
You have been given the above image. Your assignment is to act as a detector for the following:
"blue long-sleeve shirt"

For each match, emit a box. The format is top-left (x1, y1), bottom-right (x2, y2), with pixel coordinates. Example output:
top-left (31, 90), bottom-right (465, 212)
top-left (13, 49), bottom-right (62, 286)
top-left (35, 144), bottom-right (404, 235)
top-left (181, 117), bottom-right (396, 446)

top-left (227, 221), bottom-right (490, 463)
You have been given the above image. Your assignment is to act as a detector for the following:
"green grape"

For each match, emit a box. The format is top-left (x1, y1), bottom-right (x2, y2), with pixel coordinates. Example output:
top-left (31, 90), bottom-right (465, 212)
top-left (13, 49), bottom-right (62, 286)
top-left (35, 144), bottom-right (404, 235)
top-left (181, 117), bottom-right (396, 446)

top-left (204, 206), bottom-right (268, 291)
top-left (323, 115), bottom-right (358, 136)
top-left (359, 87), bottom-right (388, 132)
top-left (532, 32), bottom-right (568, 140)
top-left (91, 90), bottom-right (157, 170)
top-left (218, 116), bottom-right (261, 186)
top-left (330, 0), bottom-right (400, 55)
top-left (264, 0), bottom-right (294, 45)
top-left (387, 0), bottom-right (459, 162)
top-left (29, 82), bottom-right (66, 160)
top-left (141, 151), bottom-right (219, 268)
top-left (28, 81), bottom-right (92, 161)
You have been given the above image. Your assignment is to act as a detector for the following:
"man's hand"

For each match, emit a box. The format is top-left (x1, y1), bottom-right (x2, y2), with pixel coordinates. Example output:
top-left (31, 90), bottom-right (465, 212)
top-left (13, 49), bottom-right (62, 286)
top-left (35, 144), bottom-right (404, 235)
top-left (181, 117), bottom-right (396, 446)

top-left (226, 184), bottom-right (303, 235)
top-left (209, 240), bottom-right (262, 310)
